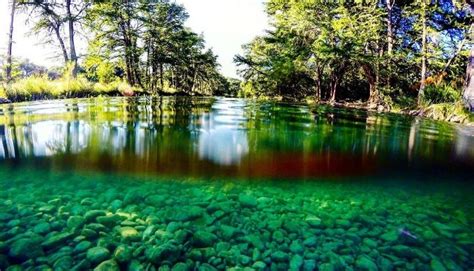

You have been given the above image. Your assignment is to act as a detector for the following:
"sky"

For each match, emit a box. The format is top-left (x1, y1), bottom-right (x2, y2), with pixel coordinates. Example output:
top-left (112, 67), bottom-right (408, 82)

top-left (0, 0), bottom-right (269, 78)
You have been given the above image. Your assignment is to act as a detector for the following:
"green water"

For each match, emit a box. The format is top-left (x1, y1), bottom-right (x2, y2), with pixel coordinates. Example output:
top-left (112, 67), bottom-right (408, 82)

top-left (0, 97), bottom-right (473, 270)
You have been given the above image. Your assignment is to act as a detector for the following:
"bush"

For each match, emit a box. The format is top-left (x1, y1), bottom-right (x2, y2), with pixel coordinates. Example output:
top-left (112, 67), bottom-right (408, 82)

top-left (0, 85), bottom-right (7, 99)
top-left (423, 84), bottom-right (461, 104)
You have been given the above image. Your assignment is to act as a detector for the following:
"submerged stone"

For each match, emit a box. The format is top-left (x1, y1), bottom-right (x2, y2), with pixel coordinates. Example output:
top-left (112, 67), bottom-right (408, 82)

top-left (33, 222), bottom-right (51, 235)
top-left (146, 242), bottom-right (181, 263)
top-left (119, 227), bottom-right (141, 241)
top-left (41, 232), bottom-right (74, 249)
top-left (67, 216), bottom-right (86, 230)
top-left (114, 245), bottom-right (132, 263)
top-left (193, 231), bottom-right (217, 247)
top-left (84, 210), bottom-right (107, 222)
top-left (430, 259), bottom-right (447, 271)
top-left (175, 206), bottom-right (205, 221)
top-left (97, 215), bottom-right (124, 227)
top-left (74, 241), bottom-right (92, 253)
top-left (355, 255), bottom-right (378, 271)
top-left (238, 194), bottom-right (257, 208)
top-left (380, 231), bottom-right (398, 242)
top-left (86, 247), bottom-right (110, 264)
top-left (9, 239), bottom-right (44, 261)
top-left (94, 259), bottom-right (119, 271)
top-left (290, 255), bottom-right (304, 270)
top-left (271, 251), bottom-right (289, 262)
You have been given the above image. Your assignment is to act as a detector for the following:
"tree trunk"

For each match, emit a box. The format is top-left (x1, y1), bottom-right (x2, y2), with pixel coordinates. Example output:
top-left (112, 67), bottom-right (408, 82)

top-left (418, 0), bottom-right (427, 106)
top-left (329, 74), bottom-right (338, 104)
top-left (66, 0), bottom-right (78, 77)
top-left (6, 0), bottom-right (16, 83)
top-left (463, 35), bottom-right (474, 111)
top-left (53, 23), bottom-right (69, 64)
top-left (363, 64), bottom-right (378, 105)
top-left (160, 63), bottom-right (164, 93)
top-left (315, 66), bottom-right (322, 101)
top-left (386, 0), bottom-right (394, 55)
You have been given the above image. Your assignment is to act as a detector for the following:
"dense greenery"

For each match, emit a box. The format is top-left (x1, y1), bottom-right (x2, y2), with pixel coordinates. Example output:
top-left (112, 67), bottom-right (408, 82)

top-left (1, 0), bottom-right (231, 100)
top-left (235, 0), bottom-right (472, 109)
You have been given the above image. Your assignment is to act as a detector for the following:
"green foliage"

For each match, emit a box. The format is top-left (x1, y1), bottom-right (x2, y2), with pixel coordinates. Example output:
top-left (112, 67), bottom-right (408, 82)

top-left (4, 77), bottom-right (130, 102)
top-left (236, 0), bottom-right (471, 109)
top-left (0, 85), bottom-right (8, 99)
top-left (423, 84), bottom-right (461, 104)
top-left (86, 0), bottom-right (224, 95)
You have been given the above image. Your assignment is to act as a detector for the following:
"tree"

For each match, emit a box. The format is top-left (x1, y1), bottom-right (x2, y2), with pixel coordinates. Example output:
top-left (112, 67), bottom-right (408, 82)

top-left (20, 0), bottom-right (90, 76)
top-left (86, 0), bottom-right (223, 95)
top-left (463, 3), bottom-right (473, 110)
top-left (6, 0), bottom-right (16, 83)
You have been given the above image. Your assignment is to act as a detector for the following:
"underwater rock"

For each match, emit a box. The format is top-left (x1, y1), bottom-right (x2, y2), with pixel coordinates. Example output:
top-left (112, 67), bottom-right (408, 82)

top-left (53, 256), bottom-right (73, 270)
top-left (390, 245), bottom-right (418, 259)
top-left (380, 231), bottom-right (399, 242)
top-left (272, 230), bottom-right (285, 243)
top-left (197, 263), bottom-right (218, 271)
top-left (238, 194), bottom-right (257, 208)
top-left (290, 255), bottom-right (304, 270)
top-left (220, 225), bottom-right (237, 240)
top-left (114, 245), bottom-right (132, 263)
top-left (193, 231), bottom-right (217, 247)
top-left (0, 213), bottom-right (13, 222)
top-left (41, 232), bottom-right (74, 250)
top-left (86, 247), bottom-right (110, 264)
top-left (67, 216), bottom-right (86, 230)
top-left (110, 200), bottom-right (123, 211)
top-left (303, 237), bottom-right (318, 247)
top-left (9, 238), bottom-right (44, 261)
top-left (252, 261), bottom-right (266, 269)
top-left (74, 241), bottom-right (92, 253)
top-left (33, 222), bottom-right (51, 235)
top-left (289, 240), bottom-right (304, 254)
top-left (145, 195), bottom-right (167, 206)
top-left (430, 258), bottom-right (447, 271)
top-left (84, 210), bottom-right (107, 222)
top-left (146, 242), bottom-right (181, 263)
top-left (123, 190), bottom-right (145, 205)
top-left (97, 215), bottom-right (124, 227)
top-left (94, 259), bottom-right (119, 271)
top-left (172, 262), bottom-right (190, 271)
top-left (175, 206), bottom-right (205, 221)
top-left (71, 259), bottom-right (91, 271)
top-left (355, 255), bottom-right (378, 271)
top-left (271, 251), bottom-right (289, 262)
top-left (119, 227), bottom-right (141, 241)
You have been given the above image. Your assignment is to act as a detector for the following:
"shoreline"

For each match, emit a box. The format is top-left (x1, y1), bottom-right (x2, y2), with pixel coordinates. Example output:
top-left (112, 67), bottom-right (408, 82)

top-left (0, 94), bottom-right (472, 125)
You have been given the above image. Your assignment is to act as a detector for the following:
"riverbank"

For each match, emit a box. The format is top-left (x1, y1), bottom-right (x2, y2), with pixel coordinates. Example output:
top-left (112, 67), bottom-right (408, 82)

top-left (1, 81), bottom-right (472, 125)
top-left (0, 77), bottom-right (140, 103)
top-left (304, 98), bottom-right (474, 125)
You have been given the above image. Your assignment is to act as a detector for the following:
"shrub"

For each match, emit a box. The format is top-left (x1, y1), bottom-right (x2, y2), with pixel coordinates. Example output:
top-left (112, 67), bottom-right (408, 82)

top-left (0, 85), bottom-right (7, 99)
top-left (423, 84), bottom-right (461, 104)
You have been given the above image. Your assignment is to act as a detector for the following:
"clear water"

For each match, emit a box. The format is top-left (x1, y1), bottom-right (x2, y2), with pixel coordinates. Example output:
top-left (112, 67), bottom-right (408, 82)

top-left (0, 97), bottom-right (473, 270)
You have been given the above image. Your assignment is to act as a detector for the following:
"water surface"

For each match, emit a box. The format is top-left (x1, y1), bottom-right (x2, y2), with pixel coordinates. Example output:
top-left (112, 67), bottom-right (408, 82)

top-left (0, 97), bottom-right (472, 270)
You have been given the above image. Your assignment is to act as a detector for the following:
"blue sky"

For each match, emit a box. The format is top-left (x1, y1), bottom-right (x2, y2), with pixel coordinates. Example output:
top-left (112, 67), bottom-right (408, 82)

top-left (0, 0), bottom-right (269, 78)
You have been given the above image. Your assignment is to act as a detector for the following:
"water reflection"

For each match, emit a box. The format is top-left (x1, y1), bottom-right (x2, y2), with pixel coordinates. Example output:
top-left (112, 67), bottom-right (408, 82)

top-left (0, 97), bottom-right (472, 178)
top-left (198, 99), bottom-right (249, 165)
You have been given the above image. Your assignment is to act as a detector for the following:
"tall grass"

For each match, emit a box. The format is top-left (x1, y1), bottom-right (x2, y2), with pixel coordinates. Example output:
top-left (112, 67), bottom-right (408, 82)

top-left (3, 76), bottom-right (136, 102)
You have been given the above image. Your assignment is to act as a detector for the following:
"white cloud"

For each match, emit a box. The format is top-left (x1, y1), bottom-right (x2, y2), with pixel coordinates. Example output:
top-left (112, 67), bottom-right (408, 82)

top-left (0, 0), bottom-right (268, 78)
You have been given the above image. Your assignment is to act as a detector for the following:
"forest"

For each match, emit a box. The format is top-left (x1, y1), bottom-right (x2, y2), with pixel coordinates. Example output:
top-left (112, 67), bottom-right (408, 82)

top-left (236, 0), bottom-right (473, 112)
top-left (1, 0), bottom-right (473, 117)
top-left (1, 0), bottom-right (235, 102)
